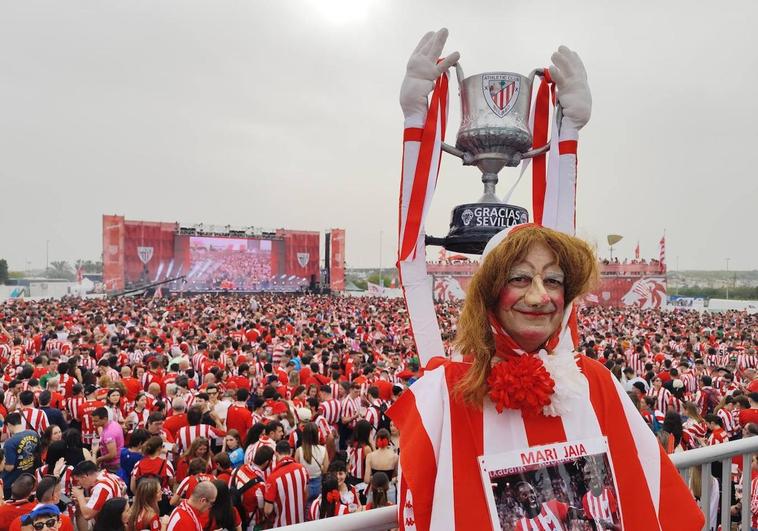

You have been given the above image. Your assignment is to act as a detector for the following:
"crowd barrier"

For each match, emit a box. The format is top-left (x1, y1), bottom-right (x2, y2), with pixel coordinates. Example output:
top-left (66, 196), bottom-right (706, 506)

top-left (276, 436), bottom-right (758, 531)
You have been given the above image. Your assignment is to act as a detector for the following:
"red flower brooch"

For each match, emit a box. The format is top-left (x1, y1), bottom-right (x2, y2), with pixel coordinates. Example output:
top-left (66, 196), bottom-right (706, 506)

top-left (487, 355), bottom-right (555, 414)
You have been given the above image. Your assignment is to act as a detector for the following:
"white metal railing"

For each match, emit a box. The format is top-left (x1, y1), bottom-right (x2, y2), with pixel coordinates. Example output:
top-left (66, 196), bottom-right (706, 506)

top-left (278, 437), bottom-right (758, 530)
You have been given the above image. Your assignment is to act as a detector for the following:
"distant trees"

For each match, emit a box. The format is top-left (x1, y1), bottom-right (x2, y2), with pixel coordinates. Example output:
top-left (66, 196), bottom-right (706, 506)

top-left (0, 259), bottom-right (8, 284)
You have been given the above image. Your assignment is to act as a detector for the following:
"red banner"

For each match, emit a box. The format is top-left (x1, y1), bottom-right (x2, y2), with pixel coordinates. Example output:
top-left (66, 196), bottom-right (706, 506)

top-left (330, 229), bottom-right (345, 291)
top-left (123, 221), bottom-right (177, 286)
top-left (585, 276), bottom-right (667, 309)
top-left (102, 215), bottom-right (125, 292)
top-left (280, 230), bottom-right (320, 283)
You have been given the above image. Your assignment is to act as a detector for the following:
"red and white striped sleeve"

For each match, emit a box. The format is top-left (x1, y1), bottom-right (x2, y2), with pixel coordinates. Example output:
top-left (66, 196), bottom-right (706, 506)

top-left (397, 75), bottom-right (449, 367)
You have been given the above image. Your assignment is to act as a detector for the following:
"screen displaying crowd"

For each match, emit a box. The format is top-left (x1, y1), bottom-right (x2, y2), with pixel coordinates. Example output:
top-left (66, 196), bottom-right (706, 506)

top-left (188, 237), bottom-right (274, 291)
top-left (0, 293), bottom-right (755, 530)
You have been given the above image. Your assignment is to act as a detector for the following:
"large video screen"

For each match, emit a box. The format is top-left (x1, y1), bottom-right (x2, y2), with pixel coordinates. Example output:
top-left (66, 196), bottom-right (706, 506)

top-left (188, 236), bottom-right (274, 291)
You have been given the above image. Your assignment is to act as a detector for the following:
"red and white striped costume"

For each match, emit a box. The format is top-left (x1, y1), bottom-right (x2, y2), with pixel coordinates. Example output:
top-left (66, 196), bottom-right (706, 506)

top-left (582, 487), bottom-right (619, 528)
top-left (391, 52), bottom-right (701, 531)
top-left (388, 347), bottom-right (702, 530)
top-left (174, 424), bottom-right (224, 454)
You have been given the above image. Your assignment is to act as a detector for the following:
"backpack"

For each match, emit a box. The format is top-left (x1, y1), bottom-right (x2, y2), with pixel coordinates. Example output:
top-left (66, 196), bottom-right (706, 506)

top-left (231, 472), bottom-right (264, 530)
top-left (136, 460), bottom-right (166, 488)
top-left (372, 402), bottom-right (392, 432)
top-left (702, 388), bottom-right (719, 415)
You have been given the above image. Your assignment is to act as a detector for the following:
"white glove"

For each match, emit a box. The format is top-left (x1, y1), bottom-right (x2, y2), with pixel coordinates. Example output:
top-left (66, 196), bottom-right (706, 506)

top-left (549, 45), bottom-right (592, 130)
top-left (400, 28), bottom-right (460, 122)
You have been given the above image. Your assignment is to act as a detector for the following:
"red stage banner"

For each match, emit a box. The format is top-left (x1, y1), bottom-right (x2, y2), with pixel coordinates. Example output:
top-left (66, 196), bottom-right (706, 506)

top-left (330, 228), bottom-right (345, 291)
top-left (102, 215), bottom-right (125, 291)
top-left (123, 221), bottom-right (177, 285)
top-left (280, 230), bottom-right (321, 283)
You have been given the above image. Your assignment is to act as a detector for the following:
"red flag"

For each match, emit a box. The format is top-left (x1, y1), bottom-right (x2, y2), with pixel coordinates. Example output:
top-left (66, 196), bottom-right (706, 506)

top-left (634, 242), bottom-right (640, 260)
top-left (659, 235), bottom-right (666, 271)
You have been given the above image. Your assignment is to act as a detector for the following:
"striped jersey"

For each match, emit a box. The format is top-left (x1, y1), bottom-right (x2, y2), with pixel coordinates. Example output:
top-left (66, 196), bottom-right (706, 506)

top-left (85, 470), bottom-right (126, 513)
top-left (262, 457), bottom-right (309, 527)
top-left (514, 500), bottom-right (569, 531)
top-left (581, 487), bottom-right (619, 528)
top-left (174, 424), bottom-right (225, 454)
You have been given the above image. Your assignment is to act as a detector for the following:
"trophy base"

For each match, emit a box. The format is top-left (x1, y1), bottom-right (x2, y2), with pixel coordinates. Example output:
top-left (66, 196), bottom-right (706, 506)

top-left (456, 127), bottom-right (532, 169)
top-left (426, 202), bottom-right (529, 255)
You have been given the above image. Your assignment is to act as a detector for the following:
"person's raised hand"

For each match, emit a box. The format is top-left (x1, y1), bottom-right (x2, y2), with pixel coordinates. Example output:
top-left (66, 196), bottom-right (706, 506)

top-left (549, 46), bottom-right (592, 130)
top-left (400, 28), bottom-right (460, 120)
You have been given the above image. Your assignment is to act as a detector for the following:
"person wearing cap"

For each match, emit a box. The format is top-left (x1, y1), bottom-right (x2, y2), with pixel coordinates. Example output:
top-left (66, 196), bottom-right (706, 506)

top-left (8, 477), bottom-right (74, 531)
top-left (19, 504), bottom-right (62, 531)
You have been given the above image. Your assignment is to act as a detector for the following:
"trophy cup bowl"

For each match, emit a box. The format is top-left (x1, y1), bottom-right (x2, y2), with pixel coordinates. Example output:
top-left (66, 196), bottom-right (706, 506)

top-left (426, 63), bottom-right (556, 255)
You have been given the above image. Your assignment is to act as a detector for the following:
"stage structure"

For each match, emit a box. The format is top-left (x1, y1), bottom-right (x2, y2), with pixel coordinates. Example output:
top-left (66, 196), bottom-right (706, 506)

top-left (430, 257), bottom-right (667, 308)
top-left (103, 215), bottom-right (344, 294)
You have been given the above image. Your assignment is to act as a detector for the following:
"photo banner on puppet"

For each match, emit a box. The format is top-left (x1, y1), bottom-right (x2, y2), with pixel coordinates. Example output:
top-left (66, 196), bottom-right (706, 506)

top-left (102, 215), bottom-right (125, 292)
top-left (330, 228), bottom-right (345, 291)
top-left (478, 438), bottom-right (621, 531)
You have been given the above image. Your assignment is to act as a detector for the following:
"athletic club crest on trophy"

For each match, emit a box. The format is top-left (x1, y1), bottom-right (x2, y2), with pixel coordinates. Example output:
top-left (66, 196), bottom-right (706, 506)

top-left (483, 74), bottom-right (520, 118)
top-left (426, 63), bottom-right (557, 254)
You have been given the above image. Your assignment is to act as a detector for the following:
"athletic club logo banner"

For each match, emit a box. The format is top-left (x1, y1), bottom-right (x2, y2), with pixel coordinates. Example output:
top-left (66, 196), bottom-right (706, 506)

top-left (483, 74), bottom-right (520, 117)
top-left (297, 252), bottom-right (310, 268)
top-left (137, 246), bottom-right (154, 265)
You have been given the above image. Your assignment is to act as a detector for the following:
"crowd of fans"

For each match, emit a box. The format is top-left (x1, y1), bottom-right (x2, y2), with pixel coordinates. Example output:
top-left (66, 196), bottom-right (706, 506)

top-left (0, 294), bottom-right (754, 530)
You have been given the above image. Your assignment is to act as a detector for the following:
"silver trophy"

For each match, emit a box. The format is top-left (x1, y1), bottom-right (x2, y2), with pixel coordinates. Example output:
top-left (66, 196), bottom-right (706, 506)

top-left (427, 63), bottom-right (559, 254)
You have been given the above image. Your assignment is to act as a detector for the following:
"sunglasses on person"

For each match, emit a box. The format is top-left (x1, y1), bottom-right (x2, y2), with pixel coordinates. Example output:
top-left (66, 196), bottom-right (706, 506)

top-left (31, 518), bottom-right (59, 530)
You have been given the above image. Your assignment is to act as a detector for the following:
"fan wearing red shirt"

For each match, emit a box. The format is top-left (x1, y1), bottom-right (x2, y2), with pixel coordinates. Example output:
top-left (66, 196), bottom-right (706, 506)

top-left (226, 364), bottom-right (252, 391)
top-left (226, 389), bottom-right (253, 437)
top-left (706, 414), bottom-right (729, 445)
top-left (164, 402), bottom-right (189, 438)
top-left (120, 366), bottom-right (142, 401)
top-left (166, 481), bottom-right (216, 531)
top-left (739, 393), bottom-right (758, 427)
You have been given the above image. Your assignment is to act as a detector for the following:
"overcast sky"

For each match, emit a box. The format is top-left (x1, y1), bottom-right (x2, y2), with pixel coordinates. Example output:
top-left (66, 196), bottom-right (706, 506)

top-left (1, 0), bottom-right (756, 272)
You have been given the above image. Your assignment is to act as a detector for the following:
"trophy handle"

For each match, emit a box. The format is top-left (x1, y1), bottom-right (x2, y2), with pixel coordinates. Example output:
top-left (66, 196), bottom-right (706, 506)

top-left (441, 142), bottom-right (474, 164)
top-left (454, 62), bottom-right (465, 85)
top-left (441, 62), bottom-right (474, 164)
top-left (521, 69), bottom-right (562, 159)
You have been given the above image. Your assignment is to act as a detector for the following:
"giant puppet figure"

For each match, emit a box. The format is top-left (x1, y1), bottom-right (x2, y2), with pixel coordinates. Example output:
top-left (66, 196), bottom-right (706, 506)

top-left (388, 29), bottom-right (703, 530)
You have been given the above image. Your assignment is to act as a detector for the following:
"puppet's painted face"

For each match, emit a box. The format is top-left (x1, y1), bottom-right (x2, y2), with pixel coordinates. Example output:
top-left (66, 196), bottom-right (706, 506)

top-left (496, 242), bottom-right (565, 352)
